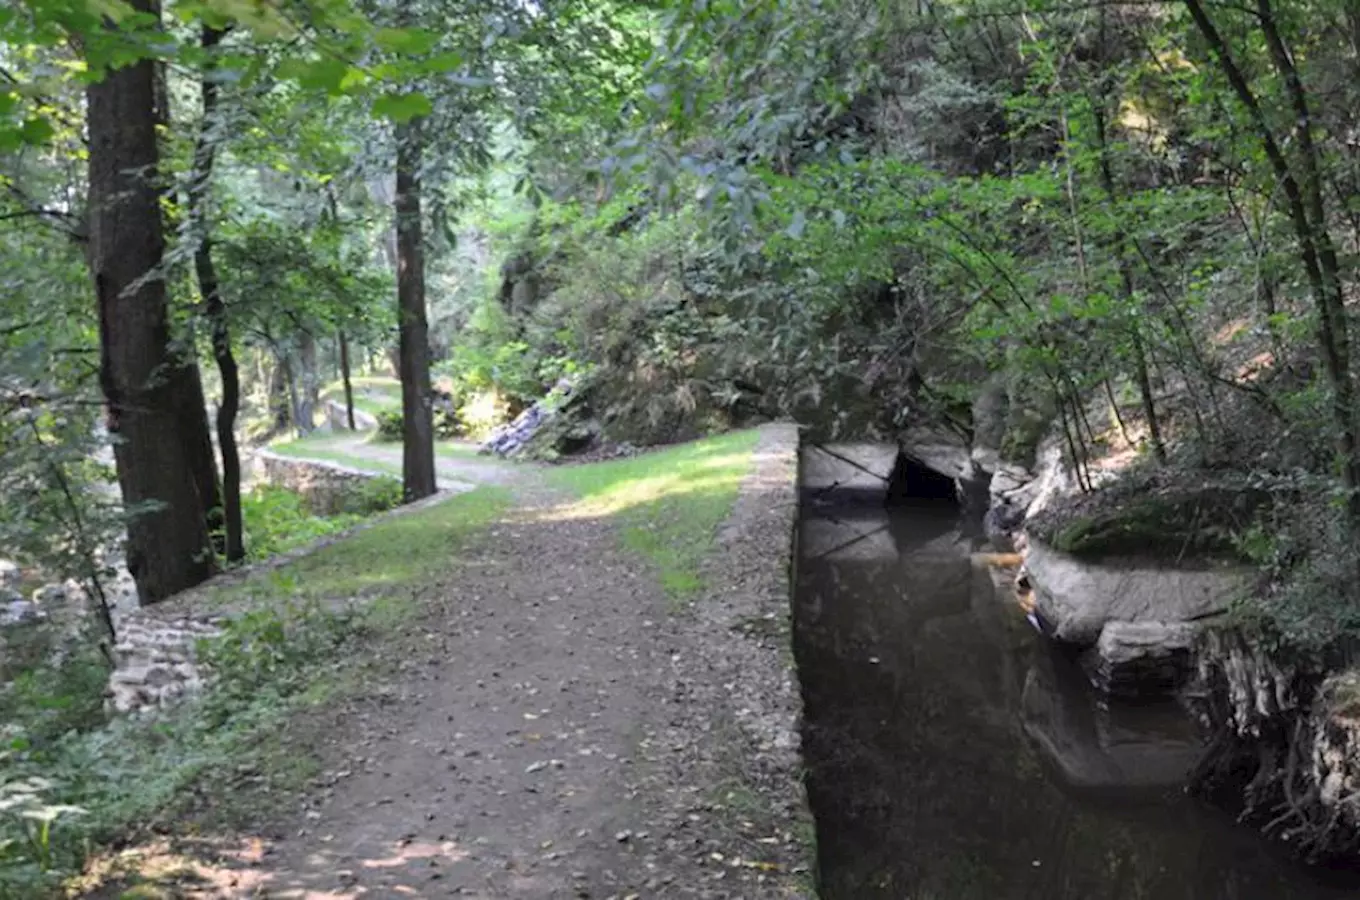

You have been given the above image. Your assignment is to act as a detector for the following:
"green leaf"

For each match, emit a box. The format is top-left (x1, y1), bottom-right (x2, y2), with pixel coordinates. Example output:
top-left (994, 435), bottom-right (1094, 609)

top-left (18, 117), bottom-right (54, 145)
top-left (373, 92), bottom-right (433, 123)
top-left (296, 57), bottom-right (353, 95)
top-left (374, 27), bottom-right (441, 55)
top-left (82, 0), bottom-right (137, 21)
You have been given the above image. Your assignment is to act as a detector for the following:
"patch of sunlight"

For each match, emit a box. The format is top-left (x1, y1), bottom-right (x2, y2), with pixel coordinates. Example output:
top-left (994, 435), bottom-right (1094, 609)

top-left (1211, 317), bottom-right (1252, 346)
top-left (1236, 349), bottom-right (1276, 382)
top-left (74, 838), bottom-right (275, 898)
top-left (546, 429), bottom-right (760, 604)
top-left (203, 486), bottom-right (512, 609)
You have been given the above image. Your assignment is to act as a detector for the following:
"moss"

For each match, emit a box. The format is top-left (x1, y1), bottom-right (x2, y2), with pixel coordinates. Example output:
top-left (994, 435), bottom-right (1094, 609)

top-left (1030, 468), bottom-right (1268, 561)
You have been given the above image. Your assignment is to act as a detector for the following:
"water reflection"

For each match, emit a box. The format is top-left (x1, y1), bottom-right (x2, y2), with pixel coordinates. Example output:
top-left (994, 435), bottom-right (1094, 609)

top-left (795, 500), bottom-right (1360, 900)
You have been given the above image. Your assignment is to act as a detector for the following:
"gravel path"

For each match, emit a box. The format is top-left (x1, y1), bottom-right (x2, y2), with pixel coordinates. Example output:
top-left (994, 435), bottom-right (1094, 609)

top-left (277, 433), bottom-right (523, 490)
top-left (209, 425), bottom-right (811, 898)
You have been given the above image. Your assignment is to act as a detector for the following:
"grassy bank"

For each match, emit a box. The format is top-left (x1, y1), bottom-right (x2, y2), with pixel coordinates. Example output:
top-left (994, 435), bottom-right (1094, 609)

top-left (0, 487), bottom-right (510, 897)
top-left (547, 429), bottom-right (760, 600)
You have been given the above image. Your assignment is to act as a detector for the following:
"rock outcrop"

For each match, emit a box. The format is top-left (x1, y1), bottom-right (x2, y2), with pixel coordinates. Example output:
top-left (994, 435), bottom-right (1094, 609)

top-left (482, 379), bottom-right (588, 458)
top-left (1186, 629), bottom-right (1360, 861)
top-left (801, 442), bottom-right (900, 495)
top-left (1087, 621), bottom-right (1199, 698)
top-left (1024, 536), bottom-right (1247, 646)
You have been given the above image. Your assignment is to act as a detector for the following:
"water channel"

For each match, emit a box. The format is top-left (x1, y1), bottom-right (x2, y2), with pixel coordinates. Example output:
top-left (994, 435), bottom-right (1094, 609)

top-left (795, 490), bottom-right (1360, 900)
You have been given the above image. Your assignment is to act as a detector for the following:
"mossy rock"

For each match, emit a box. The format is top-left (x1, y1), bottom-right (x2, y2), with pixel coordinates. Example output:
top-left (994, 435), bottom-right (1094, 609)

top-left (1029, 468), bottom-right (1272, 561)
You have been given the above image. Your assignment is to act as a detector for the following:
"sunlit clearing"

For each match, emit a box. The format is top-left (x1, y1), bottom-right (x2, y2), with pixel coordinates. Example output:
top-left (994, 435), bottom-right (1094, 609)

top-left (542, 429), bottom-right (760, 602)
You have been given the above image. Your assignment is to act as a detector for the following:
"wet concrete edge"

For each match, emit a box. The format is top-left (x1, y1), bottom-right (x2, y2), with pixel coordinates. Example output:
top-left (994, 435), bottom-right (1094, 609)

top-left (697, 422), bottom-right (816, 894)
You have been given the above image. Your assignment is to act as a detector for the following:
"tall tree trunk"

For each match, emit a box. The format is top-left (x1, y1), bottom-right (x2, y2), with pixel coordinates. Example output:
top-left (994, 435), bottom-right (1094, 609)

top-left (268, 355), bottom-right (291, 434)
top-left (281, 353), bottom-right (302, 437)
top-left (395, 118), bottom-right (436, 501)
top-left (189, 25), bottom-right (244, 563)
top-left (87, 3), bottom-right (215, 603)
top-left (339, 330), bottom-right (357, 430)
top-left (296, 330), bottom-right (319, 434)
top-left (178, 365), bottom-right (225, 550)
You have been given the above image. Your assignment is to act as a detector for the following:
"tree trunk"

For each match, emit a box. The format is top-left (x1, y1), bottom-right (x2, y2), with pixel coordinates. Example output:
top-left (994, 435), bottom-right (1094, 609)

top-left (87, 4), bottom-right (216, 603)
top-left (296, 330), bottom-right (319, 434)
top-left (281, 352), bottom-right (302, 437)
top-left (395, 118), bottom-right (437, 501)
top-left (268, 356), bottom-right (291, 433)
top-left (1091, 101), bottom-right (1167, 462)
top-left (339, 330), bottom-right (357, 430)
top-left (178, 365), bottom-right (225, 550)
top-left (190, 25), bottom-right (244, 563)
top-left (1185, 0), bottom-right (1360, 513)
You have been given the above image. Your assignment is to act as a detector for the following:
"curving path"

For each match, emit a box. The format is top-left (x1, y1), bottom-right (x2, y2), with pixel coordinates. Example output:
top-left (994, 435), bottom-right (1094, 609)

top-left (101, 425), bottom-right (812, 899)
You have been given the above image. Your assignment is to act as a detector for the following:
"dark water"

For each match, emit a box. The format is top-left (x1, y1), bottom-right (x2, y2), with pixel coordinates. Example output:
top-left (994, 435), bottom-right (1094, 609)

top-left (795, 498), bottom-right (1360, 900)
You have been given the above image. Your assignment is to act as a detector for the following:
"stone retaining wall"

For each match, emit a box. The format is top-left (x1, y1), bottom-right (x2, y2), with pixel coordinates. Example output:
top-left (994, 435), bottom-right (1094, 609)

top-left (103, 484), bottom-right (460, 717)
top-left (254, 450), bottom-right (392, 516)
top-left (693, 422), bottom-right (814, 894)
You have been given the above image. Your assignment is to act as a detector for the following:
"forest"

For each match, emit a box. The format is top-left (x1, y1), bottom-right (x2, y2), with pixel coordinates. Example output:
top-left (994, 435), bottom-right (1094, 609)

top-left (5, 0), bottom-right (1360, 892)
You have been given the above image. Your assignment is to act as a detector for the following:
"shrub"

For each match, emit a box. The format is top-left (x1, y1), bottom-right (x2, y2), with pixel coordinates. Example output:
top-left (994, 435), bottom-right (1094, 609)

top-left (374, 410), bottom-right (403, 442)
top-left (240, 486), bottom-right (362, 561)
top-left (336, 476), bottom-right (403, 516)
top-left (373, 408), bottom-right (462, 442)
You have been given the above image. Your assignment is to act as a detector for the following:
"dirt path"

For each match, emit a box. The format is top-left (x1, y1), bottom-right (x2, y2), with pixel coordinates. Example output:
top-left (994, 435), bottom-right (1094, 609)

top-left (196, 426), bottom-right (810, 898)
top-left (282, 432), bottom-right (522, 491)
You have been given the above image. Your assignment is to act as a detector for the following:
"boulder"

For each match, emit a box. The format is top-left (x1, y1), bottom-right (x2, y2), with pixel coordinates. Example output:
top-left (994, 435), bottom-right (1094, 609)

top-left (1024, 537), bottom-right (1247, 646)
top-left (1, 597), bottom-right (44, 627)
top-left (0, 559), bottom-right (20, 592)
top-left (1087, 621), bottom-right (1199, 698)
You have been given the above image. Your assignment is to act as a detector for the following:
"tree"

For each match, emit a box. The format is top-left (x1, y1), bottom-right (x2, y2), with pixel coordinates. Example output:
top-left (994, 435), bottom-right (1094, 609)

top-left (1182, 0), bottom-right (1360, 516)
top-left (86, 0), bottom-right (216, 602)
top-left (189, 24), bottom-right (245, 562)
top-left (394, 115), bottom-right (437, 499)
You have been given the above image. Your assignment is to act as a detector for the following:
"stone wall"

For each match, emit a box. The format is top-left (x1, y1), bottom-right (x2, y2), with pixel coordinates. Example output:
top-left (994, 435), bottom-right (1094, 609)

top-left (693, 422), bottom-right (815, 891)
top-left (254, 450), bottom-right (391, 516)
top-left (106, 616), bottom-right (223, 715)
top-left (324, 399), bottom-right (378, 432)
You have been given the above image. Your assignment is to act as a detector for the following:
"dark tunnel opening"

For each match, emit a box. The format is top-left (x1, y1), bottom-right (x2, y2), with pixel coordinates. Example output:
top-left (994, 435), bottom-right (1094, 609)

top-left (885, 452), bottom-right (960, 506)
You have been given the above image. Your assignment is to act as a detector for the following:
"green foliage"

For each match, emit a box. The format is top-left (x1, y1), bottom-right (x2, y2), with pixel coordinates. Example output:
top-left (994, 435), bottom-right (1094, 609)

top-left (197, 602), bottom-right (354, 725)
top-left (335, 476), bottom-right (404, 516)
top-left (239, 486), bottom-right (363, 561)
top-left (208, 485), bottom-right (512, 607)
top-left (374, 409), bottom-right (462, 442)
top-left (374, 409), bottom-right (404, 442)
top-left (0, 774), bottom-right (85, 896)
top-left (0, 644), bottom-right (110, 750)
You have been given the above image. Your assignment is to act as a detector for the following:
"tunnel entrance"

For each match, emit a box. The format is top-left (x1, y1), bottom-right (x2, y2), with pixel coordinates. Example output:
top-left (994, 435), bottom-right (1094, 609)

top-left (885, 452), bottom-right (960, 506)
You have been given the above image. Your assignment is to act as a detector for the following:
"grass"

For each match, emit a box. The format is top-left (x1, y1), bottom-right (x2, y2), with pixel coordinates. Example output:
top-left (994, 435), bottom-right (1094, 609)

top-left (269, 433), bottom-right (402, 477)
top-left (319, 375), bottom-right (403, 417)
top-left (271, 431), bottom-right (496, 475)
top-left (1, 487), bottom-right (512, 897)
top-left (546, 429), bottom-right (759, 601)
top-left (206, 485), bottom-right (511, 607)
